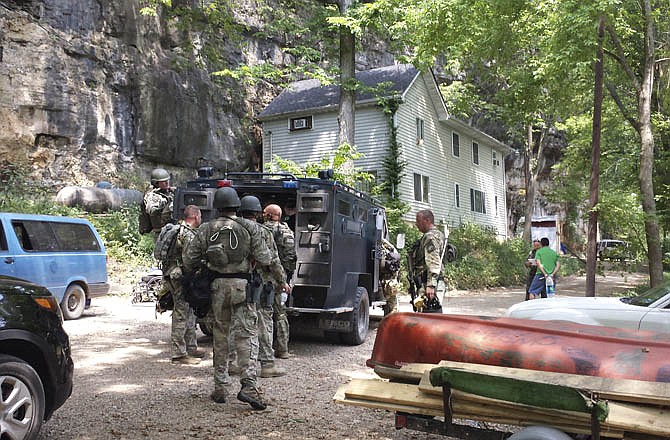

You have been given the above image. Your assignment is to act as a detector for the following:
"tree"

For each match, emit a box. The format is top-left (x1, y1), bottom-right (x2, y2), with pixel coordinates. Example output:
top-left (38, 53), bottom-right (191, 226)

top-left (351, 0), bottom-right (670, 286)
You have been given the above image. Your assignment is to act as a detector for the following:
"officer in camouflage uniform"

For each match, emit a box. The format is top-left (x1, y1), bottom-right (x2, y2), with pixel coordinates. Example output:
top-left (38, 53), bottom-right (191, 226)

top-left (410, 209), bottom-right (446, 313)
top-left (139, 168), bottom-right (175, 242)
top-left (182, 187), bottom-right (288, 410)
top-left (379, 238), bottom-right (401, 316)
top-left (239, 196), bottom-right (288, 378)
top-left (167, 205), bottom-right (205, 364)
top-left (262, 203), bottom-right (296, 358)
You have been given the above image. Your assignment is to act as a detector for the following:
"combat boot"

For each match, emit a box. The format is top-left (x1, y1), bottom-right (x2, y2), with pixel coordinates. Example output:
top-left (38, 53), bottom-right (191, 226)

top-left (237, 384), bottom-right (267, 410)
top-left (210, 387), bottom-right (228, 403)
top-left (260, 363), bottom-right (286, 378)
top-left (188, 348), bottom-right (207, 358)
top-left (274, 351), bottom-right (290, 359)
top-left (171, 355), bottom-right (200, 365)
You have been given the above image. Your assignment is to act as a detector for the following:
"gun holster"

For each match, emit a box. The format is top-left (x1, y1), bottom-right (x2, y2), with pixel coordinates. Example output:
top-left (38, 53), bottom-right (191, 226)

top-left (246, 272), bottom-right (263, 304)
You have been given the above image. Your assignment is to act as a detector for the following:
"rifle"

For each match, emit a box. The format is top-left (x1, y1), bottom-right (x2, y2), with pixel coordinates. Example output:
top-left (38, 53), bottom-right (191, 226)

top-left (406, 240), bottom-right (421, 312)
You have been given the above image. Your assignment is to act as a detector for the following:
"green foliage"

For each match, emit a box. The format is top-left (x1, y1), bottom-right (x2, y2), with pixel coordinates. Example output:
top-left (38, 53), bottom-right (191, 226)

top-left (267, 143), bottom-right (375, 188)
top-left (88, 206), bottom-right (154, 265)
top-left (443, 224), bottom-right (529, 289)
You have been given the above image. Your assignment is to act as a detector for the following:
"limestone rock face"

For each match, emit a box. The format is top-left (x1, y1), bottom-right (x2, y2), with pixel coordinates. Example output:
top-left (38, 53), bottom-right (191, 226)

top-left (0, 0), bottom-right (255, 187)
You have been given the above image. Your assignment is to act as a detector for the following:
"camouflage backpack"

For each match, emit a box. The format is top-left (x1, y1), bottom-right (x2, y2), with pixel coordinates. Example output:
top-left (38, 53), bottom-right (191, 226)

top-left (153, 223), bottom-right (181, 264)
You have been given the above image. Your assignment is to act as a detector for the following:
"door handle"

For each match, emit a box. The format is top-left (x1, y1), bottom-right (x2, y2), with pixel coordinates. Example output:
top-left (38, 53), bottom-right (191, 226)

top-left (4, 257), bottom-right (15, 264)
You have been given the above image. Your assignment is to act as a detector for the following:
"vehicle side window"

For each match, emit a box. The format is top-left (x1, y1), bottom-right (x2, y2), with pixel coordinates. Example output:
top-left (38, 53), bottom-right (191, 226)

top-left (0, 226), bottom-right (7, 251)
top-left (52, 222), bottom-right (101, 251)
top-left (337, 199), bottom-right (351, 217)
top-left (12, 221), bottom-right (58, 252)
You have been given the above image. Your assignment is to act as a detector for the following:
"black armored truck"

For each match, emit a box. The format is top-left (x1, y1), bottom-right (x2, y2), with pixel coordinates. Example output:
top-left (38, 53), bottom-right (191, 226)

top-left (173, 168), bottom-right (391, 345)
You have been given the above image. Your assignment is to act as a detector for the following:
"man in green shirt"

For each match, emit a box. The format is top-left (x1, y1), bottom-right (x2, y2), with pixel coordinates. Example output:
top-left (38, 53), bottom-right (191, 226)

top-left (528, 237), bottom-right (560, 299)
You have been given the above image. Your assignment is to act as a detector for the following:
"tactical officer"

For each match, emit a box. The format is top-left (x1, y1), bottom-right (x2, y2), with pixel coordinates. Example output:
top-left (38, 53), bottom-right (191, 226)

top-left (139, 167), bottom-right (175, 241)
top-left (167, 205), bottom-right (205, 365)
top-left (262, 203), bottom-right (296, 359)
top-left (182, 187), bottom-right (288, 410)
top-left (409, 209), bottom-right (446, 313)
top-left (239, 196), bottom-right (288, 378)
top-left (379, 238), bottom-right (401, 316)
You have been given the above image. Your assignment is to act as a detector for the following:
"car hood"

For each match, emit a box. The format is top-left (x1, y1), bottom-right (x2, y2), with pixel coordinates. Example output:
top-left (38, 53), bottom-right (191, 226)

top-left (507, 296), bottom-right (629, 315)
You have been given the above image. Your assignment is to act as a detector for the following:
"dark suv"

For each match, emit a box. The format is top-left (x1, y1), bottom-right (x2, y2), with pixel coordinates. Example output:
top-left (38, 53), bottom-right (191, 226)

top-left (0, 275), bottom-right (74, 439)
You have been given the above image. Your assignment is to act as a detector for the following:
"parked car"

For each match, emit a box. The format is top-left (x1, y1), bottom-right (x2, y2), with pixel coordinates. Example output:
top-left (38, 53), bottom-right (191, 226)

top-left (597, 239), bottom-right (629, 261)
top-left (0, 212), bottom-right (109, 319)
top-left (505, 280), bottom-right (670, 333)
top-left (0, 275), bottom-right (74, 440)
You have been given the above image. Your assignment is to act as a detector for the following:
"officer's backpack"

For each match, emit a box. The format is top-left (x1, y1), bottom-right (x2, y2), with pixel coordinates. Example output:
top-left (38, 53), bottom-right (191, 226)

top-left (153, 223), bottom-right (180, 264)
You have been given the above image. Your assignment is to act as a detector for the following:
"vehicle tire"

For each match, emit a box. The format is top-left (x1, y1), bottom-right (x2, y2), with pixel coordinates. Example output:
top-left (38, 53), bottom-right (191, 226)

top-left (446, 244), bottom-right (457, 263)
top-left (199, 320), bottom-right (212, 336)
top-left (61, 284), bottom-right (86, 320)
top-left (341, 287), bottom-right (369, 346)
top-left (0, 354), bottom-right (46, 440)
top-left (508, 426), bottom-right (573, 440)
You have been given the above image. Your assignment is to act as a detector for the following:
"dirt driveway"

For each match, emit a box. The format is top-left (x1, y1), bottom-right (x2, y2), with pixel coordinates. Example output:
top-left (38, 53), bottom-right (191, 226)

top-left (38, 271), bottom-right (648, 439)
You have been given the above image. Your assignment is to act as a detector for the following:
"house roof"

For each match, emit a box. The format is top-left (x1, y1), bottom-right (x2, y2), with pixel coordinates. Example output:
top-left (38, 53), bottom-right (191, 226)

top-left (258, 64), bottom-right (419, 120)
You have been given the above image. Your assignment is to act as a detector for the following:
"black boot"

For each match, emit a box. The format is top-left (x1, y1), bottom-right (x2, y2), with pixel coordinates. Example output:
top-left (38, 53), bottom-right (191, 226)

top-left (237, 383), bottom-right (267, 410)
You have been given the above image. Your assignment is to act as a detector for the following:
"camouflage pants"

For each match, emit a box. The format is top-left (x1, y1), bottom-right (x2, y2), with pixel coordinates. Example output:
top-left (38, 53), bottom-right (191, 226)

top-left (211, 278), bottom-right (258, 389)
top-left (273, 292), bottom-right (290, 355)
top-left (382, 278), bottom-right (400, 316)
top-left (257, 304), bottom-right (274, 364)
top-left (165, 275), bottom-right (197, 358)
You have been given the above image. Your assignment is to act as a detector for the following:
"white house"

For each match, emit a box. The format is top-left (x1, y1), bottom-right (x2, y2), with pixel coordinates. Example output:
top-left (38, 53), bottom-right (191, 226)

top-left (258, 64), bottom-right (512, 238)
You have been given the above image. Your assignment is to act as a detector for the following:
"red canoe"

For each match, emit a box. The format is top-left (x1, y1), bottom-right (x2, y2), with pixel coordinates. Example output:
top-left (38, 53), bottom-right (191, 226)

top-left (367, 312), bottom-right (670, 383)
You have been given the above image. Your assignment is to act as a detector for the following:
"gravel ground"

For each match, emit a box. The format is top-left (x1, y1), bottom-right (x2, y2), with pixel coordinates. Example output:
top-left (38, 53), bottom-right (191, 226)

top-left (37, 270), bottom-right (647, 440)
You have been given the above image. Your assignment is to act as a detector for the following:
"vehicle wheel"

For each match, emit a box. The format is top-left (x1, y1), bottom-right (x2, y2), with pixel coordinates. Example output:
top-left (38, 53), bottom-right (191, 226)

top-left (198, 320), bottom-right (212, 336)
top-left (508, 426), bottom-right (573, 440)
top-left (61, 284), bottom-right (86, 320)
top-left (341, 287), bottom-right (369, 346)
top-left (0, 354), bottom-right (46, 440)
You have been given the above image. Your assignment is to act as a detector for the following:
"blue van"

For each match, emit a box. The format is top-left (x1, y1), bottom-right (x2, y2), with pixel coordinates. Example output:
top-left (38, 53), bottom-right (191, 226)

top-left (0, 213), bottom-right (109, 319)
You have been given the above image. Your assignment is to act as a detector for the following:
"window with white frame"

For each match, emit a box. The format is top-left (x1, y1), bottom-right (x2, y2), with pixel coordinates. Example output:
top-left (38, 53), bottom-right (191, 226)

top-left (413, 173), bottom-right (430, 202)
top-left (492, 151), bottom-right (500, 167)
top-left (416, 118), bottom-right (424, 144)
top-left (452, 132), bottom-right (460, 157)
top-left (470, 188), bottom-right (486, 214)
top-left (455, 183), bottom-right (460, 208)
top-left (472, 142), bottom-right (479, 164)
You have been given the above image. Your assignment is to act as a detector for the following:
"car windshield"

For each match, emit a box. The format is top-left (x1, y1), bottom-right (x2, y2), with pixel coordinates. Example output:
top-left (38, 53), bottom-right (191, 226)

top-left (627, 282), bottom-right (670, 307)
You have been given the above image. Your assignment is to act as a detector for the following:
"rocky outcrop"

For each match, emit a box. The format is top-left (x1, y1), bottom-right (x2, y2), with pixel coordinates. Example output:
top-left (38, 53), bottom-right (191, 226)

top-left (0, 0), bottom-right (260, 188)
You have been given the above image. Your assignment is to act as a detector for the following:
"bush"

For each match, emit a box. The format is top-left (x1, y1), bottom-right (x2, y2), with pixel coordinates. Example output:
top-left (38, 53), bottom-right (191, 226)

top-left (443, 224), bottom-right (528, 289)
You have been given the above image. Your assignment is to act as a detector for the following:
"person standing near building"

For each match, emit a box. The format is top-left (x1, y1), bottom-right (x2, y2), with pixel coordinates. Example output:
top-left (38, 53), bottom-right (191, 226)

top-left (380, 238), bottom-right (401, 316)
top-left (528, 237), bottom-right (561, 300)
top-left (182, 187), bottom-right (288, 410)
top-left (524, 239), bottom-right (541, 301)
top-left (139, 168), bottom-right (174, 242)
top-left (262, 203), bottom-right (296, 358)
top-left (166, 205), bottom-right (204, 364)
top-left (409, 209), bottom-right (446, 313)
top-left (239, 196), bottom-right (288, 378)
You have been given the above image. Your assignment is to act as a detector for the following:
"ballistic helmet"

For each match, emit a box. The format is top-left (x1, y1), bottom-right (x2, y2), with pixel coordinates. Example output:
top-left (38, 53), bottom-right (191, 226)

top-left (213, 187), bottom-right (241, 210)
top-left (239, 195), bottom-right (262, 213)
top-left (150, 168), bottom-right (170, 186)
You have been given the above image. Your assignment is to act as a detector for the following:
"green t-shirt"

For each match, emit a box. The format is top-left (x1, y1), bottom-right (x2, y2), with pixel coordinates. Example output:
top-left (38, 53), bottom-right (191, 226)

top-left (535, 246), bottom-right (559, 275)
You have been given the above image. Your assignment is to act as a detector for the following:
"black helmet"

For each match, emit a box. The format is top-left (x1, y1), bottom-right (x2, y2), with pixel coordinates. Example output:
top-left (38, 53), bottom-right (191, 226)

top-left (150, 168), bottom-right (170, 186)
top-left (213, 187), bottom-right (241, 210)
top-left (239, 195), bottom-right (262, 213)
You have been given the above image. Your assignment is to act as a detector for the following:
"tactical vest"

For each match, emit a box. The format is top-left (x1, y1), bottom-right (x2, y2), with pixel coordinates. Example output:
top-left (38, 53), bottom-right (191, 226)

top-left (205, 217), bottom-right (252, 274)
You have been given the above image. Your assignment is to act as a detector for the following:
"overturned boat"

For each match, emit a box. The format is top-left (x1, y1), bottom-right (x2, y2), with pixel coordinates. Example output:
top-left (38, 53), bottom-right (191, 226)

top-left (367, 312), bottom-right (670, 383)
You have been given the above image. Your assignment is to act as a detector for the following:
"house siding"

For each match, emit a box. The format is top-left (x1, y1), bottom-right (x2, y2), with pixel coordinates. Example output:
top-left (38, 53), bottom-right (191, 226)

top-left (262, 106), bottom-right (390, 181)
top-left (396, 75), bottom-right (508, 238)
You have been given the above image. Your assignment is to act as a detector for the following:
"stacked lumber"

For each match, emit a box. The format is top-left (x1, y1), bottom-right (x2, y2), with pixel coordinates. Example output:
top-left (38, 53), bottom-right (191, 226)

top-left (334, 361), bottom-right (670, 439)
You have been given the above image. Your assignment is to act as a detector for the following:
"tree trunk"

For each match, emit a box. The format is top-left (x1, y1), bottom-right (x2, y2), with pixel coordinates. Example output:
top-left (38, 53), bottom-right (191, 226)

top-left (586, 16), bottom-right (605, 297)
top-left (639, 0), bottom-right (663, 287)
top-left (338, 0), bottom-right (355, 148)
top-left (522, 124), bottom-right (535, 241)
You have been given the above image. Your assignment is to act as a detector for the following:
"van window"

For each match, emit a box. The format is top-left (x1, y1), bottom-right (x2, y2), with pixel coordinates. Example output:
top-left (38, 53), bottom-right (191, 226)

top-left (11, 220), bottom-right (100, 252)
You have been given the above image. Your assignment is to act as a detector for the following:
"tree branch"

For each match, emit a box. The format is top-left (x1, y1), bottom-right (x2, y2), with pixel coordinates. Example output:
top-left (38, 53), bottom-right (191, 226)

top-left (605, 81), bottom-right (640, 132)
top-left (604, 22), bottom-right (641, 92)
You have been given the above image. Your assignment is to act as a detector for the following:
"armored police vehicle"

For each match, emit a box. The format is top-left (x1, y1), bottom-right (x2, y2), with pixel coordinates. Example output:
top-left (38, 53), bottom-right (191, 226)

top-left (174, 168), bottom-right (389, 345)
